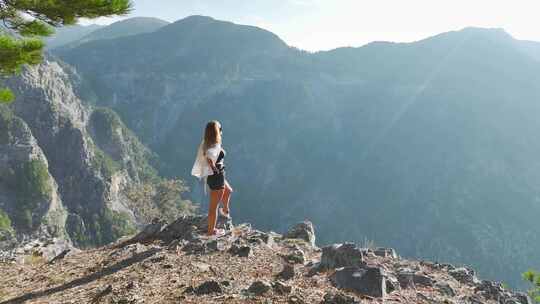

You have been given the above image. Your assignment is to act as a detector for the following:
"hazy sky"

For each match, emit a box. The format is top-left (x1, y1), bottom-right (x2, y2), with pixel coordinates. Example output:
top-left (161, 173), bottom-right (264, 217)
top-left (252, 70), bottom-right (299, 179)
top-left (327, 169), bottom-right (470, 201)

top-left (83, 0), bottom-right (540, 51)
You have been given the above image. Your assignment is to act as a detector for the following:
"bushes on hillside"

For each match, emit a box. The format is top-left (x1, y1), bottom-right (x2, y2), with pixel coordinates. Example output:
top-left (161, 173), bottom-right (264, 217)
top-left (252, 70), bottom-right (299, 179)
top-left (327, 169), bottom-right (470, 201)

top-left (126, 178), bottom-right (197, 223)
top-left (0, 209), bottom-right (14, 241)
top-left (11, 159), bottom-right (52, 229)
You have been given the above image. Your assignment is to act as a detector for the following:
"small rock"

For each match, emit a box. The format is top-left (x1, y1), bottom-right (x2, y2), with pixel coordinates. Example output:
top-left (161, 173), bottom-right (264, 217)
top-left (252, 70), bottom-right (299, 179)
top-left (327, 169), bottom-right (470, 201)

top-left (413, 273), bottom-right (434, 287)
top-left (416, 292), bottom-right (431, 302)
top-left (248, 230), bottom-right (275, 246)
top-left (462, 294), bottom-right (485, 304)
top-left (192, 262), bottom-right (211, 272)
top-left (247, 281), bottom-right (272, 295)
top-left (322, 292), bottom-right (360, 304)
top-left (272, 281), bottom-right (292, 294)
top-left (183, 286), bottom-right (195, 294)
top-left (373, 247), bottom-right (398, 259)
top-left (288, 295), bottom-right (306, 304)
top-left (126, 281), bottom-right (137, 290)
top-left (277, 263), bottom-right (295, 281)
top-left (92, 285), bottom-right (113, 303)
top-left (385, 275), bottom-right (400, 293)
top-left (220, 280), bottom-right (231, 287)
top-left (435, 282), bottom-right (456, 297)
top-left (330, 266), bottom-right (387, 298)
top-left (162, 264), bottom-right (173, 269)
top-left (182, 241), bottom-right (207, 255)
top-left (284, 221), bottom-right (316, 247)
top-left (195, 280), bottom-right (222, 295)
top-left (229, 244), bottom-right (252, 257)
top-left (285, 249), bottom-right (305, 264)
top-left (397, 271), bottom-right (415, 289)
top-left (207, 240), bottom-right (227, 252)
top-left (514, 292), bottom-right (533, 304)
top-left (150, 255), bottom-right (166, 263)
top-left (449, 267), bottom-right (479, 285)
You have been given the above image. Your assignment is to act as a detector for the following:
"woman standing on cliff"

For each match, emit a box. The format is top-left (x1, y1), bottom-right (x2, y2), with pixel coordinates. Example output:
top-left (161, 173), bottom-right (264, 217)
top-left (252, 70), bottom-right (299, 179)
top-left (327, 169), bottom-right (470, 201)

top-left (191, 120), bottom-right (234, 236)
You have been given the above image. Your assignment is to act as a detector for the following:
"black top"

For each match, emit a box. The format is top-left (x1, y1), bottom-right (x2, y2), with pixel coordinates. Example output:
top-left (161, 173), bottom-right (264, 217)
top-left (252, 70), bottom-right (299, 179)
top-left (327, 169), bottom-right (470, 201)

top-left (215, 149), bottom-right (226, 173)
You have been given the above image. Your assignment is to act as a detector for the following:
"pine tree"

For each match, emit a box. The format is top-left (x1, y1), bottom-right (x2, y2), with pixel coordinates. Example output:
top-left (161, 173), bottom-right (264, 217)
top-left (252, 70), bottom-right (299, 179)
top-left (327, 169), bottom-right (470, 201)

top-left (0, 0), bottom-right (132, 103)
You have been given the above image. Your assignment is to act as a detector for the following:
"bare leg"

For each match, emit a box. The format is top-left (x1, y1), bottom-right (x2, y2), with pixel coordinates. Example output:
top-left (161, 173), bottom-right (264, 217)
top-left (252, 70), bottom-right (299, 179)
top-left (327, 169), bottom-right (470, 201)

top-left (208, 189), bottom-right (224, 235)
top-left (221, 180), bottom-right (233, 214)
top-left (221, 187), bottom-right (232, 215)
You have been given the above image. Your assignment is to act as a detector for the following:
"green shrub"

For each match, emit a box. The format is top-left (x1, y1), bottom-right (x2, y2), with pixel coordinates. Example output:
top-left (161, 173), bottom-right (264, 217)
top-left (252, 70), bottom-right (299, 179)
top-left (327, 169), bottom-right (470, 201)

top-left (0, 209), bottom-right (11, 231)
top-left (523, 270), bottom-right (540, 303)
top-left (91, 146), bottom-right (120, 179)
top-left (0, 105), bottom-right (14, 144)
top-left (11, 159), bottom-right (52, 229)
top-left (90, 107), bottom-right (122, 145)
top-left (0, 209), bottom-right (14, 240)
top-left (89, 107), bottom-right (158, 183)
top-left (109, 210), bottom-right (137, 239)
top-left (126, 178), bottom-right (197, 224)
top-left (15, 159), bottom-right (52, 199)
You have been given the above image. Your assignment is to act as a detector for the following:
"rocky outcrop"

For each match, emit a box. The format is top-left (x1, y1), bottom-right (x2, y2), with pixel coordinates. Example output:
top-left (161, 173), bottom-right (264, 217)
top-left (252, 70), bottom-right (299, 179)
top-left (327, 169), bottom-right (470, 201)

top-left (0, 216), bottom-right (532, 304)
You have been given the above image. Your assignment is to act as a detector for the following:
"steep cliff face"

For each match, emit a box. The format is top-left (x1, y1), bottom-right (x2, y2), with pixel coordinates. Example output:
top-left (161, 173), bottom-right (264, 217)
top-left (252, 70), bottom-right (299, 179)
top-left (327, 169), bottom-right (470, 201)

top-left (1, 58), bottom-right (158, 248)
top-left (0, 107), bottom-right (68, 248)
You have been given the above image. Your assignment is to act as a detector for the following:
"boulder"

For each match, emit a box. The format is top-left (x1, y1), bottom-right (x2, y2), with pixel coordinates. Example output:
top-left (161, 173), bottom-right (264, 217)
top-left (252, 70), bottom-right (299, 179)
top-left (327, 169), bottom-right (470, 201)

top-left (284, 221), bottom-right (316, 247)
top-left (319, 243), bottom-right (365, 270)
top-left (157, 216), bottom-right (204, 243)
top-left (247, 230), bottom-right (275, 246)
top-left (129, 215), bottom-right (233, 245)
top-left (449, 267), bottom-right (479, 285)
top-left (126, 218), bottom-right (167, 245)
top-left (330, 266), bottom-right (387, 298)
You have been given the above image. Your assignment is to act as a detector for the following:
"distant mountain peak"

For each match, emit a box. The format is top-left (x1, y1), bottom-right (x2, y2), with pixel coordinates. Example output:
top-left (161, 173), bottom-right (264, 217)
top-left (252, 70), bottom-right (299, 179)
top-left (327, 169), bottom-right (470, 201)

top-left (176, 15), bottom-right (216, 24)
top-left (159, 15), bottom-right (288, 50)
top-left (105, 16), bottom-right (170, 26)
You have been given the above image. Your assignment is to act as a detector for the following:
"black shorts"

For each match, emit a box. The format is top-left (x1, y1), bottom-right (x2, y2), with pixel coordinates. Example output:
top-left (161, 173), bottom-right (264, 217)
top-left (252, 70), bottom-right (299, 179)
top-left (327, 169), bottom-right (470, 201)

top-left (207, 171), bottom-right (225, 190)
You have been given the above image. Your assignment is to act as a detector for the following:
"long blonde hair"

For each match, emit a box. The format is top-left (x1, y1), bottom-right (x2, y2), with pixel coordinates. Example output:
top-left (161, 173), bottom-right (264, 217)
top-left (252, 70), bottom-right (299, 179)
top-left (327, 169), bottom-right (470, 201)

top-left (203, 120), bottom-right (222, 154)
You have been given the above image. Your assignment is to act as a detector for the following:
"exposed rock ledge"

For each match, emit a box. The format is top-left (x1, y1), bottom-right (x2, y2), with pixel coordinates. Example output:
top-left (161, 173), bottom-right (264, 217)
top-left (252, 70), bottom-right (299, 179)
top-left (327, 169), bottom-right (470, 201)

top-left (0, 215), bottom-right (532, 304)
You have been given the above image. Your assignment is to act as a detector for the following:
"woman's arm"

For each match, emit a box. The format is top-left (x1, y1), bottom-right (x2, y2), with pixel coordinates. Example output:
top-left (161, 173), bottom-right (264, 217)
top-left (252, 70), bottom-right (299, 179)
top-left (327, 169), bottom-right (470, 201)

top-left (206, 157), bottom-right (218, 173)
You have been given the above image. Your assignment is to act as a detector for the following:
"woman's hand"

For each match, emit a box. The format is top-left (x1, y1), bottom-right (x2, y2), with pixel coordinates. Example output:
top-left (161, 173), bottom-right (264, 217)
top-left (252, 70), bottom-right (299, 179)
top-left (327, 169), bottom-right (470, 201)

top-left (225, 180), bottom-right (234, 192)
top-left (206, 157), bottom-right (218, 174)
